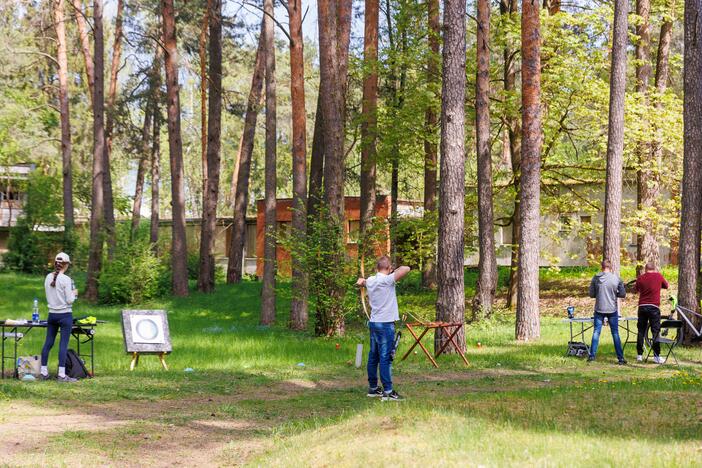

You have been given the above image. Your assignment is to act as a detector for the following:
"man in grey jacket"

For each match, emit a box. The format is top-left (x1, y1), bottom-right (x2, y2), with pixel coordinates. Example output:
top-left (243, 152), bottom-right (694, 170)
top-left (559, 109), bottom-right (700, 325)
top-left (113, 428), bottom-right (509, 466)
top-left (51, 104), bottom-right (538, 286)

top-left (588, 259), bottom-right (627, 364)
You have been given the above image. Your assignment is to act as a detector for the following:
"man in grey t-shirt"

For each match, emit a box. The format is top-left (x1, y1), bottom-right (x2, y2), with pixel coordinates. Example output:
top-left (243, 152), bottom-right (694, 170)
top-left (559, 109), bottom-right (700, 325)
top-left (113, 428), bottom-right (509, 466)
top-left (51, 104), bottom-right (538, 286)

top-left (588, 259), bottom-right (627, 364)
top-left (356, 256), bottom-right (410, 401)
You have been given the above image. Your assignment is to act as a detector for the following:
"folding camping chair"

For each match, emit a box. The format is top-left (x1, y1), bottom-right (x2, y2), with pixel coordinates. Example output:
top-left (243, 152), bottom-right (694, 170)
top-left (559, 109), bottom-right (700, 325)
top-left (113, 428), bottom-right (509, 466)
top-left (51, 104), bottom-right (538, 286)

top-left (645, 319), bottom-right (683, 365)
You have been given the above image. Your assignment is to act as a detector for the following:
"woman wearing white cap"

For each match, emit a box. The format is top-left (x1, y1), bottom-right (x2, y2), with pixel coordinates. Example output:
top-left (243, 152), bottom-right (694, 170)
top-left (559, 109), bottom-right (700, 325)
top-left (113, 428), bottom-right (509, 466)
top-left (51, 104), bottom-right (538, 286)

top-left (40, 252), bottom-right (78, 382)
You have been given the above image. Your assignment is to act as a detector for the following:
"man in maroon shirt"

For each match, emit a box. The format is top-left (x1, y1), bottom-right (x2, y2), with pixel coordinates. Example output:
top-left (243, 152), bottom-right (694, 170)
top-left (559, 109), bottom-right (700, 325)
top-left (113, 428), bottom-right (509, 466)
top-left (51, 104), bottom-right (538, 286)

top-left (634, 262), bottom-right (669, 363)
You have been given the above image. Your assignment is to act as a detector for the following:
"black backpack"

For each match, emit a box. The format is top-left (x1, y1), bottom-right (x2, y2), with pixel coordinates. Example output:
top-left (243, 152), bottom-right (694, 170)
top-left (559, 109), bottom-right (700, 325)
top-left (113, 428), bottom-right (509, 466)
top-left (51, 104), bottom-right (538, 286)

top-left (65, 349), bottom-right (90, 379)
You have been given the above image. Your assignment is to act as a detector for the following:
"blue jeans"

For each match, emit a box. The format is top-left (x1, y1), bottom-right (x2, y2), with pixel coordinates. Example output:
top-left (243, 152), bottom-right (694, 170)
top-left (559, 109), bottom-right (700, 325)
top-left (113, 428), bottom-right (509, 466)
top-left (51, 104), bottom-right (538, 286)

top-left (590, 312), bottom-right (624, 361)
top-left (367, 321), bottom-right (395, 392)
top-left (41, 313), bottom-right (73, 368)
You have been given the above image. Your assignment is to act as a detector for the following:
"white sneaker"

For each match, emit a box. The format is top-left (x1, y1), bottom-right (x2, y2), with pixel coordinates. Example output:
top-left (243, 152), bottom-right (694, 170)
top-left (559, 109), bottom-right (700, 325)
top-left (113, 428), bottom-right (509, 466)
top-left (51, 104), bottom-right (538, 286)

top-left (636, 355), bottom-right (643, 362)
top-left (653, 356), bottom-right (666, 364)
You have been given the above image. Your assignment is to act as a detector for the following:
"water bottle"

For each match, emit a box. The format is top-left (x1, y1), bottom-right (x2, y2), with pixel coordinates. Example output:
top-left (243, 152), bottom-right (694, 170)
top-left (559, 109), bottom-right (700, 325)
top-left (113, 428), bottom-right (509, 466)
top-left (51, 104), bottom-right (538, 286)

top-left (32, 298), bottom-right (39, 323)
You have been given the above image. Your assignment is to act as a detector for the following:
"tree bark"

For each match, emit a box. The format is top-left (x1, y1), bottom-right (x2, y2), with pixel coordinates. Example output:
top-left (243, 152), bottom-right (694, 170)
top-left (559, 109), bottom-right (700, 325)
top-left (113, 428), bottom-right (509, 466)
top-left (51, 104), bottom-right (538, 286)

top-left (85, 0), bottom-right (106, 302)
top-left (103, 0), bottom-right (124, 258)
top-left (54, 0), bottom-right (74, 230)
top-left (678, 0), bottom-right (702, 339)
top-left (307, 0), bottom-right (351, 230)
top-left (359, 0), bottom-right (379, 256)
top-left (435, 0), bottom-right (466, 354)
top-left (515, 0), bottom-right (542, 341)
top-left (261, 0), bottom-right (277, 325)
top-left (307, 95), bottom-right (325, 225)
top-left (501, 0), bottom-right (521, 310)
top-left (150, 43), bottom-right (164, 250)
top-left (644, 12), bottom-right (673, 269)
top-left (288, 0), bottom-right (308, 329)
top-left (150, 101), bottom-right (161, 249)
top-left (385, 0), bottom-right (401, 262)
top-left (422, 0), bottom-right (439, 289)
top-left (227, 19), bottom-right (266, 283)
top-left (162, 0), bottom-right (189, 296)
top-left (199, 3), bottom-right (208, 217)
top-left (635, 0), bottom-right (659, 272)
top-left (317, 0), bottom-right (347, 336)
top-left (602, 0), bottom-right (629, 273)
top-left (71, 0), bottom-right (94, 105)
top-left (131, 105), bottom-right (152, 238)
top-left (197, 0), bottom-right (223, 293)
top-left (472, 0), bottom-right (497, 321)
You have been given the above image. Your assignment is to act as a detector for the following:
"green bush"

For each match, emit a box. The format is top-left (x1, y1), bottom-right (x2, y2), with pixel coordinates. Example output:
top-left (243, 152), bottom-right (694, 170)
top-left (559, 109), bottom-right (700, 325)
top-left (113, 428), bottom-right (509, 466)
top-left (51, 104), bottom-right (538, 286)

top-left (97, 223), bottom-right (168, 304)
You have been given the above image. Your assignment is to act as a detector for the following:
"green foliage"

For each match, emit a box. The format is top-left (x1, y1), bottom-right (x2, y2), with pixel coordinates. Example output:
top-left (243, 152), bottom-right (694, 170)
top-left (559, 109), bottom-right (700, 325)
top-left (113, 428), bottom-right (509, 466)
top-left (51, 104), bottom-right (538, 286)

top-left (3, 172), bottom-right (63, 273)
top-left (97, 224), bottom-right (168, 304)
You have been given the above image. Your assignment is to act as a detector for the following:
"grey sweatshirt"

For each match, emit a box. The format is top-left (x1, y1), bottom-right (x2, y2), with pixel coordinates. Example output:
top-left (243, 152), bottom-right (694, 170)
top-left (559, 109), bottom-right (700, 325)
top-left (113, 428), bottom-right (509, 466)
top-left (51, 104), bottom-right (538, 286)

top-left (589, 271), bottom-right (626, 314)
top-left (44, 272), bottom-right (76, 314)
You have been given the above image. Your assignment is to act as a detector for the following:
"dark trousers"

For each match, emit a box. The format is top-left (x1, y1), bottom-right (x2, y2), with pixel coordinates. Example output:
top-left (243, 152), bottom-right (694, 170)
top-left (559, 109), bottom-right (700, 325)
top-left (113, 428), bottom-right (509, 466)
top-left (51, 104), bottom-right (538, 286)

top-left (637, 305), bottom-right (661, 356)
top-left (41, 313), bottom-right (73, 368)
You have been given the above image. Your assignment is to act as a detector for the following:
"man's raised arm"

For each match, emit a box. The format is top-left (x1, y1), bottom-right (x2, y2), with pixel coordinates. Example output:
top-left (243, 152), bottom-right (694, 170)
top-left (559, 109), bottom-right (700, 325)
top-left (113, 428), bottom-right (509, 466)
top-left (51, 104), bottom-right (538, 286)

top-left (393, 266), bottom-right (411, 282)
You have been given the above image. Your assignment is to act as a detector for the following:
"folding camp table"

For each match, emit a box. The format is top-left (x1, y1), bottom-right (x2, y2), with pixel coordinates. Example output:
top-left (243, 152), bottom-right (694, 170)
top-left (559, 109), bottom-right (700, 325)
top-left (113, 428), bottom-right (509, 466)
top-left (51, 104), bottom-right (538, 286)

top-left (563, 316), bottom-right (639, 357)
top-left (400, 321), bottom-right (469, 368)
top-left (0, 320), bottom-right (101, 378)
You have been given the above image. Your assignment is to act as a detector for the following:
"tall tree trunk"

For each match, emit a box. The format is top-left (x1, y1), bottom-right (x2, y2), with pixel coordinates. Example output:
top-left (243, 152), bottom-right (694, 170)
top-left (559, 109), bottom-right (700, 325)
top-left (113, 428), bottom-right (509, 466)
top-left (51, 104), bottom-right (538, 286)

top-left (635, 0), bottom-right (659, 272)
top-left (317, 0), bottom-right (347, 336)
top-left (422, 0), bottom-right (439, 289)
top-left (54, 0), bottom-right (74, 230)
top-left (360, 0), bottom-right (379, 256)
top-left (150, 42), bottom-right (164, 250)
top-left (131, 105), bottom-right (152, 238)
top-left (307, 96), bottom-right (325, 225)
top-left (501, 0), bottom-right (521, 310)
top-left (435, 0), bottom-right (466, 354)
top-left (199, 3), bottom-right (208, 217)
top-left (103, 0), bottom-right (124, 258)
top-left (288, 0), bottom-right (308, 329)
top-left (644, 10), bottom-right (673, 269)
top-left (226, 19), bottom-right (266, 283)
top-left (385, 0), bottom-right (400, 262)
top-left (71, 0), bottom-right (94, 105)
top-left (261, 0), bottom-right (277, 325)
top-left (85, 0), bottom-right (106, 302)
top-left (472, 0), bottom-right (497, 320)
top-left (602, 0), bottom-right (629, 273)
top-left (678, 0), bottom-right (702, 339)
top-left (306, 0), bottom-right (351, 230)
top-left (197, 0), bottom-right (223, 293)
top-left (162, 0), bottom-right (189, 296)
top-left (515, 0), bottom-right (542, 341)
top-left (150, 101), bottom-right (161, 249)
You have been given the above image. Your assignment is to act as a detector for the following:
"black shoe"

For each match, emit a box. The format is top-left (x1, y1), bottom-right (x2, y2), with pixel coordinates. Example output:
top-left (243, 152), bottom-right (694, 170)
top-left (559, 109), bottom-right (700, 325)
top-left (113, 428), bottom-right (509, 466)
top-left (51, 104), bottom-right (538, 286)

top-left (367, 387), bottom-right (383, 397)
top-left (382, 390), bottom-right (404, 401)
top-left (39, 374), bottom-right (50, 381)
top-left (618, 359), bottom-right (627, 366)
top-left (587, 356), bottom-right (595, 362)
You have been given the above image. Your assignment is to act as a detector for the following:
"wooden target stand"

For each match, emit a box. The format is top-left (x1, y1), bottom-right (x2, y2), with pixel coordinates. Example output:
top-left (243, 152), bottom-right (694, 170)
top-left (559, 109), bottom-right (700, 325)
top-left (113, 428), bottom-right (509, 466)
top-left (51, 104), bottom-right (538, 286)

top-left (400, 321), bottom-right (469, 368)
top-left (129, 352), bottom-right (169, 371)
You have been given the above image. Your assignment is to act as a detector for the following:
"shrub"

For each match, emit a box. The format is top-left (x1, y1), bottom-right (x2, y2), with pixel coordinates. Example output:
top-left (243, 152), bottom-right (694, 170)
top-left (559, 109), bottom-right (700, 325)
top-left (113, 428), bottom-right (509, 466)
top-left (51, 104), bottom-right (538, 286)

top-left (98, 223), bottom-right (168, 304)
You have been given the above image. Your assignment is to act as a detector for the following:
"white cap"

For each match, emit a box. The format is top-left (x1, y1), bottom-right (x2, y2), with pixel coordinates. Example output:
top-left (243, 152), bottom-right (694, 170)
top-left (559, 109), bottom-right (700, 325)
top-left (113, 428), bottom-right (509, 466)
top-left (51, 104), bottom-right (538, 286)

top-left (55, 252), bottom-right (71, 264)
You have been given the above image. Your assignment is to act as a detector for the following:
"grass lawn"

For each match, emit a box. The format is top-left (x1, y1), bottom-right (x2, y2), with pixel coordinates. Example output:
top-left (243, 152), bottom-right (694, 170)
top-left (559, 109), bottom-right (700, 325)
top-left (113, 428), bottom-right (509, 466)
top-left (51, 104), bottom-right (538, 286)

top-left (1, 268), bottom-right (701, 466)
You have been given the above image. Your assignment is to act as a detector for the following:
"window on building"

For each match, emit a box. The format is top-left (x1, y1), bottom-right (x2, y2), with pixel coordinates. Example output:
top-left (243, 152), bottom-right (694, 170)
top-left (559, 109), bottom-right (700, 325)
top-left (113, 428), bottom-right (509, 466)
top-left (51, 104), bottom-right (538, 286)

top-left (347, 220), bottom-right (360, 243)
top-left (559, 215), bottom-right (573, 235)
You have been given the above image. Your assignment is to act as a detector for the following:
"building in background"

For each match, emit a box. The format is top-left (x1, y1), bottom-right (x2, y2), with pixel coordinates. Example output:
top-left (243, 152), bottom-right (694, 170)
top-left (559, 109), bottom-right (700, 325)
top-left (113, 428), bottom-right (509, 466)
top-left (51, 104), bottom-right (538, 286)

top-left (0, 164), bottom-right (34, 255)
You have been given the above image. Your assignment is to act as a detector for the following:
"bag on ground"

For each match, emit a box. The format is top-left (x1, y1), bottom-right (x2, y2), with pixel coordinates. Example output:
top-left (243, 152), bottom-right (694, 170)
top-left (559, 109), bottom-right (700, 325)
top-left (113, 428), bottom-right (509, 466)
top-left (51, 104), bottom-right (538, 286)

top-left (16, 355), bottom-right (40, 379)
top-left (65, 349), bottom-right (90, 379)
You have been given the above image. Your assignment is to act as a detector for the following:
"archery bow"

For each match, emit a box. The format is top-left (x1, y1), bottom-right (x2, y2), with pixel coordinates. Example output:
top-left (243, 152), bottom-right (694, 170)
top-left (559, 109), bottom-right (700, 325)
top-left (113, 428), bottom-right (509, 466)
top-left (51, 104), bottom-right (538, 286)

top-left (359, 252), bottom-right (370, 320)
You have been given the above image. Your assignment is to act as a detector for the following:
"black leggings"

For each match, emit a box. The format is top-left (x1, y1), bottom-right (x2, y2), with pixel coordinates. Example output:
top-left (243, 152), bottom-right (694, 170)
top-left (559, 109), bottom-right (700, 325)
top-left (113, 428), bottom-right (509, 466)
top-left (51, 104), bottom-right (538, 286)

top-left (41, 313), bottom-right (73, 368)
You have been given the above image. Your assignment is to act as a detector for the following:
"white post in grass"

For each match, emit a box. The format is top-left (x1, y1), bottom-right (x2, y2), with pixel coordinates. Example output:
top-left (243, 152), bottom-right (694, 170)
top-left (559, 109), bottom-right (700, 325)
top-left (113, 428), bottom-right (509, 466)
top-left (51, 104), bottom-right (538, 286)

top-left (355, 344), bottom-right (363, 368)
